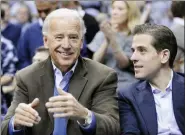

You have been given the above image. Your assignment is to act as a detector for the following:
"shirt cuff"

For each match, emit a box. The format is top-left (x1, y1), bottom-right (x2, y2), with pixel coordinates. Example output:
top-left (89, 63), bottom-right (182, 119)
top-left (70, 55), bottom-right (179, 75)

top-left (8, 117), bottom-right (24, 135)
top-left (78, 111), bottom-right (96, 133)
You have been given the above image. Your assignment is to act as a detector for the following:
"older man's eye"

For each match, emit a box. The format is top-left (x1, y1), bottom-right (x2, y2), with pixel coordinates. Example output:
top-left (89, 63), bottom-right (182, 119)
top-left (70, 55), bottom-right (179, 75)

top-left (69, 35), bottom-right (78, 39)
top-left (56, 37), bottom-right (62, 39)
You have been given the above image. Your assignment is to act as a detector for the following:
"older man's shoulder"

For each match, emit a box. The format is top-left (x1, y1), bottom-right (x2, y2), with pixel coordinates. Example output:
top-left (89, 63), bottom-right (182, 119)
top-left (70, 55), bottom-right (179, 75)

top-left (16, 60), bottom-right (45, 78)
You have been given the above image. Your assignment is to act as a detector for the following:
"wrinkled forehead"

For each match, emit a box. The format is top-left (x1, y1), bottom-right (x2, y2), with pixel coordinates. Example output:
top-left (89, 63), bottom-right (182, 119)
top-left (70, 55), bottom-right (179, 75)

top-left (49, 17), bottom-right (81, 32)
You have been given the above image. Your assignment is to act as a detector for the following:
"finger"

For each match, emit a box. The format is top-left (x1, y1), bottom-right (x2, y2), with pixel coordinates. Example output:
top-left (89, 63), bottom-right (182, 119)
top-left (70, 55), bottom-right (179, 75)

top-left (54, 112), bottom-right (73, 118)
top-left (57, 87), bottom-right (67, 95)
top-left (15, 113), bottom-right (36, 124)
top-left (35, 116), bottom-right (41, 124)
top-left (30, 98), bottom-right (40, 108)
top-left (46, 101), bottom-right (73, 108)
top-left (15, 107), bottom-right (36, 121)
top-left (34, 116), bottom-right (41, 124)
top-left (14, 117), bottom-right (34, 127)
top-left (15, 120), bottom-right (33, 127)
top-left (48, 107), bottom-right (71, 113)
top-left (48, 95), bottom-right (69, 102)
top-left (46, 101), bottom-right (66, 108)
top-left (19, 103), bottom-right (39, 117)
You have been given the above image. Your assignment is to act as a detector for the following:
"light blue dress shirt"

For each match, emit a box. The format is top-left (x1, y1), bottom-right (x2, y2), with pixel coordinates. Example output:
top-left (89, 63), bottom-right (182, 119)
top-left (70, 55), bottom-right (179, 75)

top-left (150, 70), bottom-right (182, 135)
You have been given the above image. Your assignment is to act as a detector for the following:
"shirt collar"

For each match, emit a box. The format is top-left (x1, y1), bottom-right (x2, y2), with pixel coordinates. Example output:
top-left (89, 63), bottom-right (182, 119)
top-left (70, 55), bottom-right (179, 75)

top-left (173, 17), bottom-right (184, 26)
top-left (52, 59), bottom-right (78, 76)
top-left (150, 70), bottom-right (173, 94)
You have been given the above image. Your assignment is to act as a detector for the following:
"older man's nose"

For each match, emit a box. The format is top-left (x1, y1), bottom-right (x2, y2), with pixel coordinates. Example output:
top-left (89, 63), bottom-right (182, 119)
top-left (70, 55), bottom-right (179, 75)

top-left (62, 37), bottom-right (70, 49)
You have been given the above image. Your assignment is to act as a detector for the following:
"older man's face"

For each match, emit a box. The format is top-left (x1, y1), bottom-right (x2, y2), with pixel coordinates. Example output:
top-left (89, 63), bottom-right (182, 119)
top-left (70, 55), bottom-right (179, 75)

top-left (44, 17), bottom-right (83, 72)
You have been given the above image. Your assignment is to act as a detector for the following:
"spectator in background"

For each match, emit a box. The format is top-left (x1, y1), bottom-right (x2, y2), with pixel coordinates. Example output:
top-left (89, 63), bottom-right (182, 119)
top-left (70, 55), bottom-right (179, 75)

top-left (10, 1), bottom-right (38, 22)
top-left (14, 2), bottom-right (32, 26)
top-left (32, 46), bottom-right (49, 63)
top-left (1, 0), bottom-right (22, 48)
top-left (170, 1), bottom-right (185, 73)
top-left (10, 2), bottom-right (33, 35)
top-left (118, 23), bottom-right (184, 135)
top-left (1, 34), bottom-right (18, 119)
top-left (17, 1), bottom-right (59, 70)
top-left (11, 2), bottom-right (32, 25)
top-left (1, 8), bottom-right (18, 111)
top-left (142, 1), bottom-right (173, 27)
top-left (80, 1), bottom-right (102, 17)
top-left (95, 12), bottom-right (109, 25)
top-left (88, 1), bottom-right (140, 91)
top-left (61, 1), bottom-right (99, 58)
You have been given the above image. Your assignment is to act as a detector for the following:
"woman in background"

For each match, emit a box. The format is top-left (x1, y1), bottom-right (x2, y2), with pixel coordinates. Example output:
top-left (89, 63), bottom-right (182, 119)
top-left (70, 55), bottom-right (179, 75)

top-left (88, 1), bottom-right (141, 91)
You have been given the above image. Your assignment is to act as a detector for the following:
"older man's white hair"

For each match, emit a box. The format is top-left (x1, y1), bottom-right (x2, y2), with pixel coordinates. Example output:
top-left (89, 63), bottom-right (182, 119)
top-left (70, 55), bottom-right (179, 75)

top-left (42, 8), bottom-right (86, 38)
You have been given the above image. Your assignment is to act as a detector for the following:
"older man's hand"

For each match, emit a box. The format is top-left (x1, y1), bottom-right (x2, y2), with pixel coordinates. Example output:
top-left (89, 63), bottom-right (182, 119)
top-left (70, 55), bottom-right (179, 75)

top-left (14, 98), bottom-right (41, 129)
top-left (45, 88), bottom-right (88, 120)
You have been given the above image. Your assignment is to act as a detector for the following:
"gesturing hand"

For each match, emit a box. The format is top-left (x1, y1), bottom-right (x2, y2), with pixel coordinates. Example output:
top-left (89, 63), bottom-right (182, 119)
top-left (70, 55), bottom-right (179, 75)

top-left (45, 88), bottom-right (88, 120)
top-left (14, 98), bottom-right (41, 129)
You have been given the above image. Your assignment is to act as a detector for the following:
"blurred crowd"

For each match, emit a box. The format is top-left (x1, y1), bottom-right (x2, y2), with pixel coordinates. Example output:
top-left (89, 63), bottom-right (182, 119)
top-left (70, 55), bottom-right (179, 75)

top-left (1, 1), bottom-right (184, 120)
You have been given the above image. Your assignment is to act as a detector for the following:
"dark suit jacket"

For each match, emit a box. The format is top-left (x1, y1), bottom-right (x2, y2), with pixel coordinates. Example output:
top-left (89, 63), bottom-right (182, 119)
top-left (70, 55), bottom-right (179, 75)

top-left (118, 72), bottom-right (185, 135)
top-left (1, 57), bottom-right (120, 135)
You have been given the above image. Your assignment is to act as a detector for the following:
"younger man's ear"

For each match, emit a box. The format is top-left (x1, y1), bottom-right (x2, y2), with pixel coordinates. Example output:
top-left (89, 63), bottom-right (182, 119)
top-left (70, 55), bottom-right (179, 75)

top-left (160, 49), bottom-right (170, 64)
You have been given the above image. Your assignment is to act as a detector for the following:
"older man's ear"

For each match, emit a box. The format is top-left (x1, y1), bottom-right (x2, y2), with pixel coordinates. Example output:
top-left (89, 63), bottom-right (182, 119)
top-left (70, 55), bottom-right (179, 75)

top-left (43, 36), bottom-right (49, 48)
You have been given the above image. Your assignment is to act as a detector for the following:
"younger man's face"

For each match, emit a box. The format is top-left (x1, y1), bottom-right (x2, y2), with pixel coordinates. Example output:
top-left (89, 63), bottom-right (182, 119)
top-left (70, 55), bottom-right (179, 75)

top-left (131, 34), bottom-right (164, 80)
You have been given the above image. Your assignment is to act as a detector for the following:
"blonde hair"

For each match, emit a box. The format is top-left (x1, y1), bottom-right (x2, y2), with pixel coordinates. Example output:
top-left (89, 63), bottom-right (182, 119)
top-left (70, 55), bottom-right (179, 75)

top-left (112, 1), bottom-right (141, 33)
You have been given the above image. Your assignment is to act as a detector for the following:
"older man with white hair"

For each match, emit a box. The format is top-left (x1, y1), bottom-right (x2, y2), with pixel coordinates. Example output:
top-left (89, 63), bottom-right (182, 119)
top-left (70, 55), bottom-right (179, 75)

top-left (1, 8), bottom-right (120, 135)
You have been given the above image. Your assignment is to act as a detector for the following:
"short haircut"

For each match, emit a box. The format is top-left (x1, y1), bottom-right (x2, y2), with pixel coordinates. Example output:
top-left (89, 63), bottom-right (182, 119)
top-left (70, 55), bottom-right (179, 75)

top-left (133, 23), bottom-right (177, 68)
top-left (42, 8), bottom-right (86, 38)
top-left (171, 1), bottom-right (185, 18)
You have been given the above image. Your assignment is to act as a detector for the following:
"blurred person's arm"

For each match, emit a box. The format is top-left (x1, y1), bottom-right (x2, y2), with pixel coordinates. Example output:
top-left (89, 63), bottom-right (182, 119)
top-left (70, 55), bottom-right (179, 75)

top-left (1, 75), bottom-right (13, 85)
top-left (140, 3), bottom-right (152, 24)
top-left (87, 31), bottom-right (107, 62)
top-left (92, 40), bottom-right (108, 62)
top-left (100, 21), bottom-right (130, 69)
top-left (108, 34), bottom-right (130, 69)
top-left (2, 76), bottom-right (16, 94)
top-left (1, 37), bottom-right (18, 86)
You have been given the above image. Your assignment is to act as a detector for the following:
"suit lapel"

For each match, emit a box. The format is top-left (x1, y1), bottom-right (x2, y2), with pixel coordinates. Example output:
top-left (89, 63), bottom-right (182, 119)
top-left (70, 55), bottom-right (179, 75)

top-left (133, 81), bottom-right (157, 135)
top-left (172, 72), bottom-right (185, 135)
top-left (68, 57), bottom-right (88, 100)
top-left (39, 57), bottom-right (88, 132)
top-left (40, 57), bottom-right (55, 133)
top-left (67, 57), bottom-right (88, 127)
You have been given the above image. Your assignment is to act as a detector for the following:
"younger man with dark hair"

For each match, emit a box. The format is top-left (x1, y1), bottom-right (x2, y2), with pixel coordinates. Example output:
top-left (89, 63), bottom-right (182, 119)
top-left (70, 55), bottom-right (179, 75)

top-left (118, 23), bottom-right (184, 135)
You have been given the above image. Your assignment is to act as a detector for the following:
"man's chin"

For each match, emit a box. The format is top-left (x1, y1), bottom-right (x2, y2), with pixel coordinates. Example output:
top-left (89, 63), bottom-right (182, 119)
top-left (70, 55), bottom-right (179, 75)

top-left (135, 74), bottom-right (146, 80)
